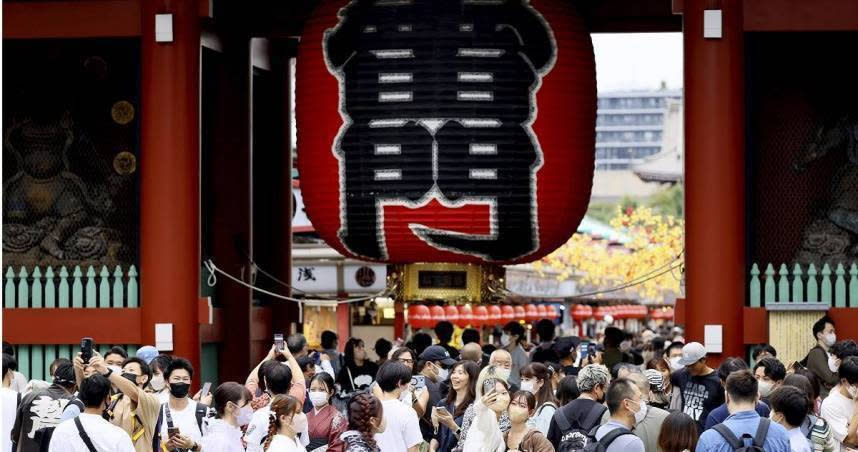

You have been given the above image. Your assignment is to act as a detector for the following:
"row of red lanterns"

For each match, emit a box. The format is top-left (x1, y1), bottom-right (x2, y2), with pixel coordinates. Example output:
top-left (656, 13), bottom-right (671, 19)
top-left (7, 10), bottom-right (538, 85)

top-left (649, 307), bottom-right (675, 320)
top-left (407, 304), bottom-right (560, 330)
top-left (570, 304), bottom-right (653, 321)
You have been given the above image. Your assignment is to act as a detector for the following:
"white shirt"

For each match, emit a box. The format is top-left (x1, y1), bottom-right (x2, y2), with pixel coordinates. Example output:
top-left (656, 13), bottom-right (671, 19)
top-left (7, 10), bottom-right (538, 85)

top-left (786, 426), bottom-right (813, 452)
top-left (245, 403), bottom-right (311, 452)
top-left (199, 418), bottom-right (244, 452)
top-left (48, 413), bottom-right (134, 452)
top-left (820, 386), bottom-right (857, 451)
top-left (1, 388), bottom-right (18, 452)
top-left (374, 398), bottom-right (422, 452)
top-left (267, 434), bottom-right (307, 452)
top-left (158, 399), bottom-right (203, 444)
top-left (10, 372), bottom-right (27, 393)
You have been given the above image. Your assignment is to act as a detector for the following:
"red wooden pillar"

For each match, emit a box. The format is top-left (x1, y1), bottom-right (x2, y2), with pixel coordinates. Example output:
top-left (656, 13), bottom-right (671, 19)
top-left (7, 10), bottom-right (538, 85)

top-left (683, 0), bottom-right (746, 364)
top-left (140, 0), bottom-right (201, 380)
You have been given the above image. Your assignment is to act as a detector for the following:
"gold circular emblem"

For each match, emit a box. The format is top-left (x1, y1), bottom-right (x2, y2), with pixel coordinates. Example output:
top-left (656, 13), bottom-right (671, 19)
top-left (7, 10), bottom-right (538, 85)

top-left (113, 151), bottom-right (137, 174)
top-left (111, 101), bottom-right (135, 125)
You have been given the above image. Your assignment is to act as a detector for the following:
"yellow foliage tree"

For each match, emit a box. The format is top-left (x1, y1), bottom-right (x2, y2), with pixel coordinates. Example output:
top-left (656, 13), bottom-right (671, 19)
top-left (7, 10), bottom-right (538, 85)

top-left (535, 205), bottom-right (684, 303)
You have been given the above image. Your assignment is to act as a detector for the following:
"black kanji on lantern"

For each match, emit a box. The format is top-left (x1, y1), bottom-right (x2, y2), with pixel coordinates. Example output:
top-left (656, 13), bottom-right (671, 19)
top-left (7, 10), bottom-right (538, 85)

top-left (324, 0), bottom-right (556, 261)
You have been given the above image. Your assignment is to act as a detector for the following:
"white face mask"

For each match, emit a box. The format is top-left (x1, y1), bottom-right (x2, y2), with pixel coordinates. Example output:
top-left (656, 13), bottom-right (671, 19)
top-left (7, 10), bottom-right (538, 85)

top-left (758, 380), bottom-right (774, 398)
top-left (108, 365), bottom-right (123, 375)
top-left (437, 367), bottom-right (449, 382)
top-left (399, 387), bottom-right (413, 405)
top-left (847, 385), bottom-right (858, 399)
top-left (669, 357), bottom-right (683, 372)
top-left (292, 412), bottom-right (309, 433)
top-left (309, 390), bottom-right (328, 407)
top-left (629, 399), bottom-right (647, 424)
top-left (823, 333), bottom-right (837, 347)
top-left (493, 367), bottom-right (511, 382)
top-left (150, 374), bottom-right (166, 391)
top-left (828, 355), bottom-right (840, 373)
top-left (236, 404), bottom-right (253, 426)
top-left (500, 334), bottom-right (511, 347)
top-left (520, 380), bottom-right (536, 394)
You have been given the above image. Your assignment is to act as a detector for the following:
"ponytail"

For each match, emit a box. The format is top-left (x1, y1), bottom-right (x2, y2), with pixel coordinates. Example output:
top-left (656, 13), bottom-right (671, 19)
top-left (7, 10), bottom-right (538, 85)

top-left (347, 392), bottom-right (381, 449)
top-left (263, 413), bottom-right (277, 451)
top-left (264, 394), bottom-right (301, 450)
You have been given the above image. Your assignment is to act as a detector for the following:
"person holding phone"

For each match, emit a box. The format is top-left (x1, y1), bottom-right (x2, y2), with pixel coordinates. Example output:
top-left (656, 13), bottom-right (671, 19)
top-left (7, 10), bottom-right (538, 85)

top-left (459, 376), bottom-right (511, 452)
top-left (504, 391), bottom-right (554, 452)
top-left (430, 361), bottom-right (479, 452)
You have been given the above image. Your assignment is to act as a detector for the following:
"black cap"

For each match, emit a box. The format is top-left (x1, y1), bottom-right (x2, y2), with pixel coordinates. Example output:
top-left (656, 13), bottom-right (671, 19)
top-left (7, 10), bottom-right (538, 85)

top-left (419, 345), bottom-right (457, 366)
top-left (553, 336), bottom-right (581, 359)
top-left (53, 362), bottom-right (76, 386)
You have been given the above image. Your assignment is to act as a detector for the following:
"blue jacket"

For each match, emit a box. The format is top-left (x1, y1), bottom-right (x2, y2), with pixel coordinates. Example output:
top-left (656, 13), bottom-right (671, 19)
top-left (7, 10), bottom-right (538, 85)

top-left (696, 410), bottom-right (791, 452)
top-left (703, 401), bottom-right (771, 430)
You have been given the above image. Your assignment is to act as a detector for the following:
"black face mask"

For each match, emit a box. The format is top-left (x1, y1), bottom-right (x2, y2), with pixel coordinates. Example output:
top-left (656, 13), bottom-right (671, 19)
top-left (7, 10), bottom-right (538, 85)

top-left (121, 373), bottom-right (139, 386)
top-left (169, 382), bottom-right (190, 399)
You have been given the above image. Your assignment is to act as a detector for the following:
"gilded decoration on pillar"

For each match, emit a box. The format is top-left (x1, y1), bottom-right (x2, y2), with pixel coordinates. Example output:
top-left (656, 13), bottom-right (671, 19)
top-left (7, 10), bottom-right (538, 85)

top-left (110, 101), bottom-right (135, 125)
top-left (390, 263), bottom-right (504, 303)
top-left (113, 151), bottom-right (137, 175)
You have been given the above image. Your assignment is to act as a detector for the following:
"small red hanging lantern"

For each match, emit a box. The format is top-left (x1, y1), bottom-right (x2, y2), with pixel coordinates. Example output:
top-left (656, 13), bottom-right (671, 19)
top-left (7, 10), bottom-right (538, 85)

top-left (546, 305), bottom-right (559, 320)
top-left (457, 304), bottom-right (473, 328)
top-left (444, 305), bottom-right (459, 324)
top-left (472, 305), bottom-right (489, 327)
top-left (525, 304), bottom-right (540, 322)
top-left (571, 304), bottom-right (591, 321)
top-left (430, 305), bottom-right (446, 326)
top-left (408, 304), bottom-right (431, 329)
top-left (501, 305), bottom-right (516, 323)
top-left (513, 305), bottom-right (527, 322)
top-left (536, 305), bottom-right (548, 321)
top-left (487, 305), bottom-right (502, 326)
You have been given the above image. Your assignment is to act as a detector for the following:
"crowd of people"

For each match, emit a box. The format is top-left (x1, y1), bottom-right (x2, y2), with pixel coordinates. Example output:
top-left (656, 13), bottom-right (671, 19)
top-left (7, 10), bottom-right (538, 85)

top-left (2, 315), bottom-right (858, 452)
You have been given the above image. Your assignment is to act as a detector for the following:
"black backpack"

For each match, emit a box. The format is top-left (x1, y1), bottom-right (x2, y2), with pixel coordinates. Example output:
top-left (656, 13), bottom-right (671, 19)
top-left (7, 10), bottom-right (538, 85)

top-left (712, 418), bottom-right (771, 452)
top-left (554, 403), bottom-right (608, 452)
top-left (582, 427), bottom-right (635, 452)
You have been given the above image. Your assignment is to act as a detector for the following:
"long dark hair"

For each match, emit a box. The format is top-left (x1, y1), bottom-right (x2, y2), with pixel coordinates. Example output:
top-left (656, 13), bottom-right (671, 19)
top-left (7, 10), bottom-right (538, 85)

top-left (658, 411), bottom-right (699, 452)
top-left (347, 392), bottom-right (382, 449)
top-left (555, 376), bottom-right (580, 406)
top-left (520, 362), bottom-right (558, 409)
top-left (445, 360), bottom-right (479, 418)
top-left (344, 338), bottom-right (365, 367)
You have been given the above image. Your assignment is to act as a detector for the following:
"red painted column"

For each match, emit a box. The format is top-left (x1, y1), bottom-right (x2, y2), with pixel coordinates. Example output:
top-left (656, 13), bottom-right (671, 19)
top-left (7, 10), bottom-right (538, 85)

top-left (683, 0), bottom-right (745, 364)
top-left (140, 0), bottom-right (201, 379)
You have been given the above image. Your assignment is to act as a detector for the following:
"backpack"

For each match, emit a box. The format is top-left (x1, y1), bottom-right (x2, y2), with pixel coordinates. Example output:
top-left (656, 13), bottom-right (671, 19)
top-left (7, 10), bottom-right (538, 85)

top-left (582, 427), bottom-right (635, 452)
top-left (712, 418), bottom-right (771, 452)
top-left (152, 402), bottom-right (210, 450)
top-left (554, 402), bottom-right (607, 452)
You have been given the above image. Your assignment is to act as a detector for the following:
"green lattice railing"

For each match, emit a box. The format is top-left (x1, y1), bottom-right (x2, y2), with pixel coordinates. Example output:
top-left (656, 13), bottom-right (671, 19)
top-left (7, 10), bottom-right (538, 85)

top-left (749, 262), bottom-right (858, 308)
top-left (11, 344), bottom-right (140, 382)
top-left (4, 265), bottom-right (139, 309)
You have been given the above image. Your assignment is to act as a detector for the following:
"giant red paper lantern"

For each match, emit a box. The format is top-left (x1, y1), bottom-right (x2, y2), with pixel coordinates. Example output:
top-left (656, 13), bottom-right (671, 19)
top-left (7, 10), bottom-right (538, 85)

top-left (456, 304), bottom-right (473, 328)
top-left (409, 304), bottom-right (431, 329)
top-left (296, 0), bottom-right (596, 264)
top-left (525, 304), bottom-right (540, 322)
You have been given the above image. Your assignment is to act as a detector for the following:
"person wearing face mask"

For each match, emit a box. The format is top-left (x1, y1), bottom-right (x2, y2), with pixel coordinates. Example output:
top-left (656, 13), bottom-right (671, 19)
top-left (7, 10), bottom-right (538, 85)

top-left (107, 357), bottom-right (164, 452)
top-left (696, 370), bottom-right (790, 452)
top-left (546, 363), bottom-right (611, 450)
top-left (591, 378), bottom-right (646, 452)
top-left (802, 316), bottom-right (840, 399)
top-left (417, 346), bottom-right (456, 442)
top-left (264, 395), bottom-right (307, 452)
top-left (461, 378), bottom-right (512, 452)
top-left (151, 358), bottom-right (208, 452)
top-left (670, 342), bottom-right (724, 432)
top-left (519, 363), bottom-right (558, 435)
top-left (505, 391), bottom-right (554, 452)
top-left (199, 382), bottom-right (254, 452)
top-left (501, 322), bottom-right (529, 387)
top-left (769, 386), bottom-right (813, 452)
top-left (147, 354), bottom-right (173, 403)
top-left (47, 374), bottom-right (135, 452)
top-left (373, 361), bottom-right (423, 452)
top-left (487, 349), bottom-right (517, 392)
top-left (306, 373), bottom-right (347, 452)
top-left (600, 372), bottom-right (670, 452)
top-left (755, 357), bottom-right (787, 407)
top-left (820, 356), bottom-right (858, 450)
top-left (646, 357), bottom-right (677, 410)
top-left (665, 341), bottom-right (685, 373)
top-left (455, 365), bottom-right (513, 452)
top-left (247, 357), bottom-right (309, 452)
top-left (340, 393), bottom-right (386, 452)
top-left (703, 358), bottom-right (771, 431)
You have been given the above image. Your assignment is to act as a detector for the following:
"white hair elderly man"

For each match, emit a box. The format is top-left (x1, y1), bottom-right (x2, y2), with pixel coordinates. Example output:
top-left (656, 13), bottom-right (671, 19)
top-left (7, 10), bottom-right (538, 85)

top-left (547, 364), bottom-right (611, 450)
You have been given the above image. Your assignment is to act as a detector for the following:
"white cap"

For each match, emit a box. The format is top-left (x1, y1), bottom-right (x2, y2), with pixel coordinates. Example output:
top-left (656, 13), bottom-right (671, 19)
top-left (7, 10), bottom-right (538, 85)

top-left (677, 342), bottom-right (706, 366)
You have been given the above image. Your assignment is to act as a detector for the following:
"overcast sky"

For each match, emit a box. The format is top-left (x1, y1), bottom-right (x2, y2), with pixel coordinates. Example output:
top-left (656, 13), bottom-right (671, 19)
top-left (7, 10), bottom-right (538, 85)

top-left (591, 33), bottom-right (683, 93)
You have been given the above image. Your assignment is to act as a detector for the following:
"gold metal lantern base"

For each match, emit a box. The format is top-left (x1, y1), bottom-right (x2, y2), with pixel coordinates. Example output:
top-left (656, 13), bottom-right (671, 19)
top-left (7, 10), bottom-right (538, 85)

top-left (389, 263), bottom-right (505, 304)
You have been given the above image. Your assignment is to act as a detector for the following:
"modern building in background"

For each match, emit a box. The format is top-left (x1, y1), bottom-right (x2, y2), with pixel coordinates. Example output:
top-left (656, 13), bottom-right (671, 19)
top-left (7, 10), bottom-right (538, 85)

top-left (591, 89), bottom-right (682, 202)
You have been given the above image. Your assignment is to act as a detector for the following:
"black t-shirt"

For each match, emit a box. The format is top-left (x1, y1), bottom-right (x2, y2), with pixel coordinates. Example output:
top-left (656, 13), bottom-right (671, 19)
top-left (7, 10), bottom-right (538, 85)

top-left (419, 379), bottom-right (443, 441)
top-left (546, 398), bottom-right (605, 450)
top-left (439, 343), bottom-right (460, 360)
top-left (670, 368), bottom-right (725, 432)
top-left (336, 360), bottom-right (380, 392)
